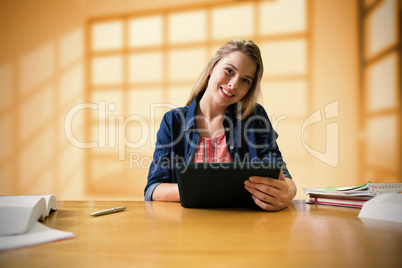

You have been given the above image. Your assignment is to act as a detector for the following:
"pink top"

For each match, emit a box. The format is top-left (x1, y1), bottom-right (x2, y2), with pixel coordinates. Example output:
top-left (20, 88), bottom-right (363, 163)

top-left (192, 132), bottom-right (232, 163)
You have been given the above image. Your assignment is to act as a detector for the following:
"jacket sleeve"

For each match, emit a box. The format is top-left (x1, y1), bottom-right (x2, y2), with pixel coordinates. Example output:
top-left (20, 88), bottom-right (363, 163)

top-left (144, 111), bottom-right (175, 201)
top-left (254, 104), bottom-right (292, 179)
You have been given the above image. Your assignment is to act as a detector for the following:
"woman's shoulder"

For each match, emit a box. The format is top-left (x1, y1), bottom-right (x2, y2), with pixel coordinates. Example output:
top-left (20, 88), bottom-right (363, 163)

top-left (162, 105), bottom-right (191, 122)
top-left (242, 103), bottom-right (276, 131)
top-left (249, 103), bottom-right (268, 117)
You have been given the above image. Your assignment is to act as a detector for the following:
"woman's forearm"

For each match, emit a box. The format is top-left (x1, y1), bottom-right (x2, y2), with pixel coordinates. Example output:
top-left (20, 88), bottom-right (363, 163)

top-left (152, 183), bottom-right (180, 202)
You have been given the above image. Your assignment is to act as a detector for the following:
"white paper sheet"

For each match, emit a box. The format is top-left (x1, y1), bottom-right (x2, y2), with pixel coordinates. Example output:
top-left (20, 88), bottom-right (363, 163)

top-left (358, 193), bottom-right (402, 223)
top-left (0, 222), bottom-right (74, 251)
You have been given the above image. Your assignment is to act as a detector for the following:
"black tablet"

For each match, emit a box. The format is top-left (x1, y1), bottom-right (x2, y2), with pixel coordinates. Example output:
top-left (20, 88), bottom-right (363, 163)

top-left (175, 162), bottom-right (282, 208)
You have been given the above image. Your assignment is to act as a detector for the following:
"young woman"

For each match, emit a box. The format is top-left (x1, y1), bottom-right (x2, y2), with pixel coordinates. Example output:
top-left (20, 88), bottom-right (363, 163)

top-left (144, 39), bottom-right (296, 211)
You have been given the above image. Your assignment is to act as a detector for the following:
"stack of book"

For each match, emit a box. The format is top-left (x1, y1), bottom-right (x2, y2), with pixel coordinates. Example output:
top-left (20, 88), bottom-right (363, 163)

top-left (303, 182), bottom-right (402, 208)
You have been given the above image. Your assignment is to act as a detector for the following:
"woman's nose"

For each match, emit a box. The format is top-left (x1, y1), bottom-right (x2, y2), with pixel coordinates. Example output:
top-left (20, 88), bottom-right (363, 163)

top-left (228, 76), bottom-right (239, 90)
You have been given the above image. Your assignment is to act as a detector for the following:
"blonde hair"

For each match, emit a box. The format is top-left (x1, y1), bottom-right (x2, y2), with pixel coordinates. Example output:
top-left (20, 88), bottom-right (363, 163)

top-left (186, 39), bottom-right (264, 119)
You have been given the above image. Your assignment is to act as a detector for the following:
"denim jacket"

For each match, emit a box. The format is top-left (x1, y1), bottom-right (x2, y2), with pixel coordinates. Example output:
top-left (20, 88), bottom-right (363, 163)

top-left (144, 94), bottom-right (292, 201)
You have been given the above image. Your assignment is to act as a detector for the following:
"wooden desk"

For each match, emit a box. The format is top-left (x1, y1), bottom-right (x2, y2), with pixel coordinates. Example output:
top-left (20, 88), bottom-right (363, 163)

top-left (0, 200), bottom-right (401, 267)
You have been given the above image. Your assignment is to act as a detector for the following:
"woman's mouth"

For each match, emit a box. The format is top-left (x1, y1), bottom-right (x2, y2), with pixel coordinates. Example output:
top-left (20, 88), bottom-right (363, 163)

top-left (221, 88), bottom-right (234, 97)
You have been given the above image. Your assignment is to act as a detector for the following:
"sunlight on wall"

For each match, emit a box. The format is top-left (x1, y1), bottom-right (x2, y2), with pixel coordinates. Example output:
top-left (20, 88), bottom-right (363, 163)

top-left (0, 23), bottom-right (86, 199)
top-left (260, 40), bottom-right (307, 76)
top-left (0, 65), bottom-right (14, 180)
top-left (366, 53), bottom-right (397, 112)
top-left (0, 64), bottom-right (13, 110)
top-left (0, 0), bottom-right (400, 201)
top-left (361, 0), bottom-right (400, 182)
top-left (212, 5), bottom-right (255, 39)
top-left (365, 0), bottom-right (396, 58)
top-left (19, 43), bottom-right (55, 96)
top-left (0, 115), bottom-right (12, 162)
top-left (366, 116), bottom-right (398, 170)
top-left (260, 0), bottom-right (306, 34)
top-left (86, 0), bottom-right (313, 199)
top-left (262, 81), bottom-right (307, 117)
top-left (92, 56), bottom-right (123, 85)
top-left (168, 49), bottom-right (208, 81)
top-left (0, 61), bottom-right (15, 194)
top-left (129, 53), bottom-right (164, 83)
top-left (92, 21), bottom-right (124, 51)
top-left (129, 16), bottom-right (164, 47)
top-left (169, 10), bottom-right (207, 43)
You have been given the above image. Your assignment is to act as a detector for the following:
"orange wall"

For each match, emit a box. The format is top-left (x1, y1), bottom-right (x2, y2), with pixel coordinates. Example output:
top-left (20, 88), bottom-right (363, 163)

top-left (0, 0), bottom-right (399, 200)
top-left (309, 0), bottom-right (359, 187)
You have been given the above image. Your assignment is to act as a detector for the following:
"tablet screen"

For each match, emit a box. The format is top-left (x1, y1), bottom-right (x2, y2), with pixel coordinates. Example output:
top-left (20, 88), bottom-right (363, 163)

top-left (175, 162), bottom-right (282, 208)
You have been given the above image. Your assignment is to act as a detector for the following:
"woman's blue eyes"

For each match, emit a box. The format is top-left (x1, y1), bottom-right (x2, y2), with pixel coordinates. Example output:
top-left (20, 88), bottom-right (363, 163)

top-left (225, 68), bottom-right (250, 84)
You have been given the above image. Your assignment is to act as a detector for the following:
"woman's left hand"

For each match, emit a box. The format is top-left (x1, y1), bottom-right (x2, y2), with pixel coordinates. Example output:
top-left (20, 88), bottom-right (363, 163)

top-left (244, 169), bottom-right (297, 211)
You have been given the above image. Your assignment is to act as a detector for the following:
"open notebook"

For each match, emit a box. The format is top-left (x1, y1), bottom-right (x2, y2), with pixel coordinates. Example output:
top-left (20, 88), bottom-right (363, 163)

top-left (0, 194), bottom-right (74, 251)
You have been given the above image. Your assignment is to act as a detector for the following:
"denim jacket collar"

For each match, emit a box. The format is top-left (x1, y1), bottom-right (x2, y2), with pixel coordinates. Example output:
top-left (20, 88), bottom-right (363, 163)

top-left (183, 94), bottom-right (199, 132)
top-left (184, 93), bottom-right (238, 132)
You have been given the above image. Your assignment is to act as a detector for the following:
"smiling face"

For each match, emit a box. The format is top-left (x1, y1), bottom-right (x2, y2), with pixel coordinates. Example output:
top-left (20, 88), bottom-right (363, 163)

top-left (204, 51), bottom-right (257, 109)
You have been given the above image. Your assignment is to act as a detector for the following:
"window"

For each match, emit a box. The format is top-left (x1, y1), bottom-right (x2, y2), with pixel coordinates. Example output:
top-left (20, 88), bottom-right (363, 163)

top-left (86, 0), bottom-right (311, 196)
top-left (358, 0), bottom-right (401, 182)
